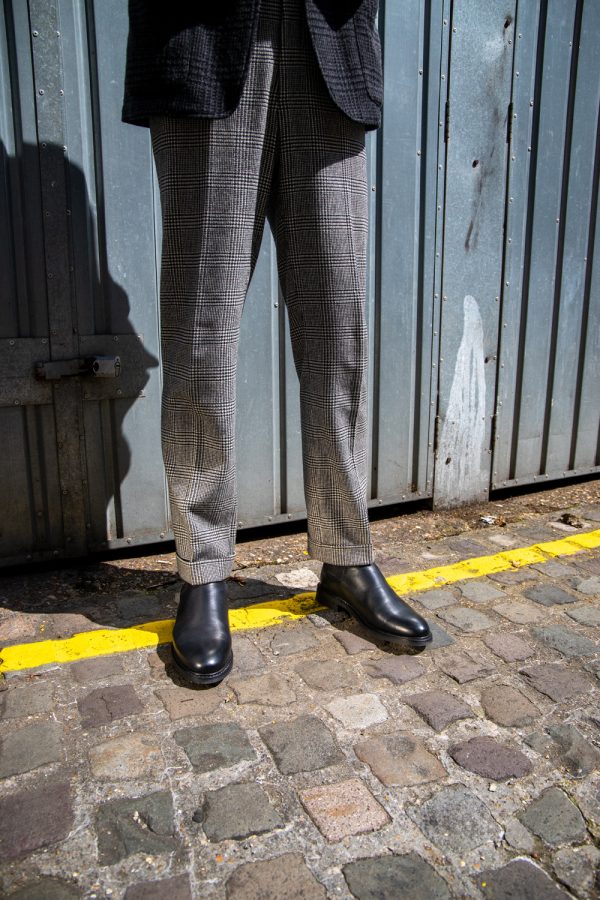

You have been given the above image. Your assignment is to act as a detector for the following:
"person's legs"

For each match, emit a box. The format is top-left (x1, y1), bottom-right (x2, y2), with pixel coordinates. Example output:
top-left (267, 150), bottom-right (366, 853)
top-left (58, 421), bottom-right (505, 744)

top-left (270, 0), bottom-right (373, 566)
top-left (150, 2), bottom-right (281, 681)
top-left (272, 0), bottom-right (432, 647)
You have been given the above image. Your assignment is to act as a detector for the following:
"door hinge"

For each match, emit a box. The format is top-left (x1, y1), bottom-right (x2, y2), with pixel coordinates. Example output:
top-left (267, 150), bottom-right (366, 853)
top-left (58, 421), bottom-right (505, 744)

top-left (433, 414), bottom-right (442, 453)
top-left (444, 100), bottom-right (450, 142)
top-left (490, 412), bottom-right (498, 446)
top-left (507, 101), bottom-right (513, 144)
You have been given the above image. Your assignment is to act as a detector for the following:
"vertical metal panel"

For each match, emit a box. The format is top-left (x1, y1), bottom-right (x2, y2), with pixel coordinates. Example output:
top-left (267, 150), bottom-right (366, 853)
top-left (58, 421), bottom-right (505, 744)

top-left (434, 0), bottom-right (516, 506)
top-left (371, 0), bottom-right (443, 504)
top-left (493, 0), bottom-right (600, 487)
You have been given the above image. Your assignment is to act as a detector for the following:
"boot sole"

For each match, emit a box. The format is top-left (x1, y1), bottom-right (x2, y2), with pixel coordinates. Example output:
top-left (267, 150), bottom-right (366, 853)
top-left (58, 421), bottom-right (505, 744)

top-left (171, 648), bottom-right (234, 686)
top-left (316, 585), bottom-right (432, 648)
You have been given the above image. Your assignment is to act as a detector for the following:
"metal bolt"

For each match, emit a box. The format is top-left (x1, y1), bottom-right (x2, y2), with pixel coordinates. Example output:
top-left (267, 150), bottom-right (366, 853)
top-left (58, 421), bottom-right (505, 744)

top-left (116, 389), bottom-right (122, 396)
top-left (13, 399), bottom-right (19, 406)
top-left (39, 89), bottom-right (44, 95)
top-left (9, 339), bottom-right (14, 346)
top-left (274, 302), bottom-right (279, 308)
top-left (32, 30), bottom-right (39, 36)
top-left (417, 150), bottom-right (421, 156)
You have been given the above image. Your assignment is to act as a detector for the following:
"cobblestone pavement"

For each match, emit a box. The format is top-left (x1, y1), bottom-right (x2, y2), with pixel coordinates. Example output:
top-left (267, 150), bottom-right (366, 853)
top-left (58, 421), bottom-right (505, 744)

top-left (0, 497), bottom-right (599, 898)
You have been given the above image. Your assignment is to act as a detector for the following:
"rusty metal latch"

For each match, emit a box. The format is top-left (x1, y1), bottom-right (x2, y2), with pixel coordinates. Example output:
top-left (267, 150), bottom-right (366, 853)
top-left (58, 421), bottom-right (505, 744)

top-left (35, 356), bottom-right (121, 381)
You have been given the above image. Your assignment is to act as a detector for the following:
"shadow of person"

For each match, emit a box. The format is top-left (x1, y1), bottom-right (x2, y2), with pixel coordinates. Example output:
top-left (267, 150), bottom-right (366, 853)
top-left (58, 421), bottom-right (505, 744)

top-left (0, 140), bottom-right (159, 563)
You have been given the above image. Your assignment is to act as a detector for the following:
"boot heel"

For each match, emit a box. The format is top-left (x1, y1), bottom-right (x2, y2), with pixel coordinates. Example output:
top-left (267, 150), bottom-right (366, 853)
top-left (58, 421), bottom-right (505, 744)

top-left (315, 584), bottom-right (342, 612)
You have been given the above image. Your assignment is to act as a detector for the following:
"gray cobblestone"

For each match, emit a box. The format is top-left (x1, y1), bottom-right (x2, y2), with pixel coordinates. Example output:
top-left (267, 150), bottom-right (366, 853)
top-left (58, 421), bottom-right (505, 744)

top-left (552, 845), bottom-right (600, 898)
top-left (124, 875), bottom-right (192, 900)
top-left (483, 632), bottom-right (533, 662)
top-left (231, 672), bottom-right (297, 705)
top-left (226, 853), bottom-right (326, 899)
top-left (259, 714), bottom-right (343, 774)
top-left (405, 690), bottom-right (473, 731)
top-left (96, 791), bottom-right (178, 865)
top-left (6, 878), bottom-right (81, 899)
top-left (0, 681), bottom-right (53, 719)
top-left (354, 732), bottom-right (446, 786)
top-left (199, 782), bottom-right (284, 841)
top-left (0, 779), bottom-right (73, 861)
top-left (295, 659), bottom-right (358, 692)
top-left (531, 625), bottom-right (598, 658)
top-left (436, 649), bottom-right (496, 683)
top-left (299, 778), bottom-right (390, 842)
top-left (333, 630), bottom-right (378, 654)
top-left (174, 722), bottom-right (256, 772)
top-left (77, 684), bottom-right (143, 728)
top-left (520, 664), bottom-right (592, 701)
top-left (411, 589), bottom-right (455, 610)
top-left (409, 785), bottom-right (501, 852)
top-left (458, 581), bottom-right (506, 603)
top-left (343, 852), bottom-right (451, 900)
top-left (476, 859), bottom-right (569, 899)
top-left (493, 600), bottom-right (545, 624)
top-left (436, 606), bottom-right (496, 632)
top-left (363, 655), bottom-right (426, 685)
top-left (0, 722), bottom-right (63, 778)
top-left (565, 604), bottom-right (600, 626)
top-left (523, 584), bottom-right (577, 606)
top-left (449, 736), bottom-right (533, 780)
top-left (518, 787), bottom-right (588, 847)
top-left (479, 684), bottom-right (540, 727)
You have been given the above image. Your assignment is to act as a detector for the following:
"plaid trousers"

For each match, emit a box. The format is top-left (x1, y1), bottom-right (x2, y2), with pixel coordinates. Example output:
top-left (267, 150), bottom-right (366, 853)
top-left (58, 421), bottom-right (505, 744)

top-left (150, 0), bottom-right (374, 584)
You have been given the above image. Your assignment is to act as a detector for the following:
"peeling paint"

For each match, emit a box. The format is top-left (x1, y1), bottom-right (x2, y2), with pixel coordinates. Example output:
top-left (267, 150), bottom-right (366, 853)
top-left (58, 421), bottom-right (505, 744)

top-left (436, 295), bottom-right (486, 505)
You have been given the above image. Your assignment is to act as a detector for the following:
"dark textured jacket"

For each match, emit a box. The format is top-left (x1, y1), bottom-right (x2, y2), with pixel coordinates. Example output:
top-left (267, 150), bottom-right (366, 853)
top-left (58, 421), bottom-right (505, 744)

top-left (122, 0), bottom-right (383, 131)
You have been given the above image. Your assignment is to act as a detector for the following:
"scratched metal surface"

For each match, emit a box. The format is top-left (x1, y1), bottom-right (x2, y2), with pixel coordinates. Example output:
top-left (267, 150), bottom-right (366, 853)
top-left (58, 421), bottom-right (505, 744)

top-left (492, 0), bottom-right (600, 490)
top-left (0, 0), bottom-right (598, 564)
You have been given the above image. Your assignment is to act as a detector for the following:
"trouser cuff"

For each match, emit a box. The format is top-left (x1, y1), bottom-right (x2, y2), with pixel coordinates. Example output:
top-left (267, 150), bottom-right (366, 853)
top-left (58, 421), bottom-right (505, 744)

top-left (177, 554), bottom-right (234, 585)
top-left (308, 541), bottom-right (374, 567)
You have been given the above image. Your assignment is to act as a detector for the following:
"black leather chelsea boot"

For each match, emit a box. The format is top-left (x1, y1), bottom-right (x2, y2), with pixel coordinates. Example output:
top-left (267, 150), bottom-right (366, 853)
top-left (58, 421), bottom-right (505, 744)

top-left (316, 563), bottom-right (432, 648)
top-left (171, 581), bottom-right (233, 685)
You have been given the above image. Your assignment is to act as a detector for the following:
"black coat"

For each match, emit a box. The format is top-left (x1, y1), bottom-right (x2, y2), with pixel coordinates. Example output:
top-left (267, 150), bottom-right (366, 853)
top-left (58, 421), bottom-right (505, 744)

top-left (121, 0), bottom-right (383, 131)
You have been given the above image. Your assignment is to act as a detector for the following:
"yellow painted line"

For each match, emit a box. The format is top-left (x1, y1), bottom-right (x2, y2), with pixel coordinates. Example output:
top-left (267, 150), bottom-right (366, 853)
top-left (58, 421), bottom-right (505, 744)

top-left (1, 528), bottom-right (599, 674)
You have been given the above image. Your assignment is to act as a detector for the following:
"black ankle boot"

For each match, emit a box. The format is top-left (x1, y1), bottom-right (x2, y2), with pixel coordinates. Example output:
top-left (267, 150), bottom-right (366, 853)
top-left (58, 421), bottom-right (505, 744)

top-left (171, 581), bottom-right (233, 685)
top-left (316, 563), bottom-right (432, 648)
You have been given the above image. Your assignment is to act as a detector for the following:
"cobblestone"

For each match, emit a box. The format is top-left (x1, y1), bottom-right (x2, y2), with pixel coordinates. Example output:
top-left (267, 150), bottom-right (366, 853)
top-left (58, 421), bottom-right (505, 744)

top-left (96, 791), bottom-right (178, 865)
top-left (569, 574), bottom-right (600, 596)
top-left (411, 588), bottom-right (455, 610)
top-left (333, 630), bottom-right (377, 654)
top-left (0, 722), bottom-right (63, 778)
top-left (531, 625), bottom-right (598, 658)
top-left (198, 782), bottom-right (284, 841)
top-left (174, 722), bottom-right (256, 772)
top-left (0, 681), bottom-right (54, 718)
top-left (476, 859), bottom-right (569, 899)
top-left (354, 732), bottom-right (446, 786)
top-left (1, 498), bottom-right (599, 899)
top-left (269, 624), bottom-right (319, 656)
top-left (226, 853), bottom-right (326, 899)
top-left (552, 845), bottom-right (600, 898)
top-left (363, 655), bottom-right (426, 685)
top-left (493, 600), bottom-right (545, 624)
top-left (77, 684), bottom-right (143, 728)
top-left (458, 581), bottom-right (506, 603)
top-left (435, 649), bottom-right (496, 683)
top-left (520, 663), bottom-right (592, 701)
top-left (436, 606), bottom-right (495, 632)
top-left (483, 632), bottom-right (533, 662)
top-left (0, 779), bottom-right (73, 861)
top-left (565, 604), bottom-right (600, 626)
top-left (259, 714), bottom-right (343, 774)
top-left (295, 659), bottom-right (358, 692)
top-left (124, 874), bottom-right (192, 900)
top-left (325, 693), bottom-right (388, 729)
top-left (299, 778), bottom-right (390, 842)
top-left (230, 672), bottom-right (296, 705)
top-left (449, 735), bottom-right (533, 780)
top-left (518, 787), bottom-right (588, 847)
top-left (479, 684), bottom-right (540, 727)
top-left (88, 732), bottom-right (163, 779)
top-left (342, 852), bottom-right (451, 900)
top-left (523, 584), bottom-right (577, 606)
top-left (405, 690), bottom-right (473, 731)
top-left (155, 684), bottom-right (225, 719)
top-left (409, 785), bottom-right (501, 852)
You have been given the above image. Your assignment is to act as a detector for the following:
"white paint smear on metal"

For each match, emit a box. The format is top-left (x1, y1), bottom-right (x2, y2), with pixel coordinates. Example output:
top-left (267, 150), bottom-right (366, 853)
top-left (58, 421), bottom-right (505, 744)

top-left (437, 295), bottom-right (486, 505)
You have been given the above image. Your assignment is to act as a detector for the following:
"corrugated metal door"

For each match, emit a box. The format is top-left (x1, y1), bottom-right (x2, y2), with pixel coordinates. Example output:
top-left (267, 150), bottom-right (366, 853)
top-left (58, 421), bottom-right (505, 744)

top-left (492, 0), bottom-right (600, 489)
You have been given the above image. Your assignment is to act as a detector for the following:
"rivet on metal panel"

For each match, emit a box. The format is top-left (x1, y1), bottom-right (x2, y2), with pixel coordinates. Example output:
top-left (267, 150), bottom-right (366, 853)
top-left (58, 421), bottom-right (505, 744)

top-left (417, 150), bottom-right (421, 156)
top-left (288, 514), bottom-right (292, 519)
top-left (127, 538), bottom-right (132, 544)
top-left (438, 165), bottom-right (442, 170)
top-left (379, 499), bottom-right (383, 504)
top-left (441, 74), bottom-right (445, 80)
top-left (513, 112), bottom-right (517, 118)
top-left (529, 100), bottom-right (534, 106)
top-left (9, 339), bottom-right (14, 346)
top-left (508, 238), bottom-right (512, 243)
top-left (39, 89), bottom-right (44, 95)
top-left (439, 358), bottom-right (444, 363)
top-left (452, 27), bottom-right (456, 32)
top-left (139, 391), bottom-right (145, 397)
top-left (509, 197), bottom-right (513, 202)
top-left (511, 156), bottom-right (515, 161)
top-left (53, 550), bottom-right (59, 556)
top-left (505, 281), bottom-right (510, 286)
top-left (518, 33), bottom-right (522, 38)
top-left (418, 68), bottom-right (423, 75)
top-left (498, 401), bottom-right (503, 406)
top-left (500, 363), bottom-right (504, 368)
top-left (117, 389), bottom-right (123, 396)
top-left (432, 362), bottom-right (436, 367)
top-left (508, 39), bottom-right (512, 44)
top-left (41, 142), bottom-right (46, 149)
top-left (114, 336), bottom-right (119, 341)
top-left (371, 185), bottom-right (376, 191)
top-left (527, 147), bottom-right (532, 152)
top-left (32, 30), bottom-right (39, 36)
top-left (433, 330), bottom-right (438, 336)
top-left (160, 532), bottom-right (165, 538)
top-left (274, 302), bottom-right (279, 308)
top-left (442, 295), bottom-right (447, 300)
top-left (62, 489), bottom-right (68, 495)
top-left (59, 89), bottom-right (64, 96)
top-left (434, 294), bottom-right (439, 300)
top-left (84, 393), bottom-right (90, 399)
top-left (443, 19), bottom-right (447, 25)
top-left (56, 31), bottom-right (60, 36)
top-left (495, 296), bottom-right (499, 301)
top-left (13, 400), bottom-right (19, 406)
top-left (556, 218), bottom-right (560, 224)
top-left (402, 494), bottom-right (406, 499)
top-left (48, 273), bottom-right (53, 279)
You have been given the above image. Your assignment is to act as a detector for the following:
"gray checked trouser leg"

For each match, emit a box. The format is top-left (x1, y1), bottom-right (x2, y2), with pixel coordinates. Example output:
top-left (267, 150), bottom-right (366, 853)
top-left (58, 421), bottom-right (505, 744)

top-left (150, 0), bottom-right (374, 584)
